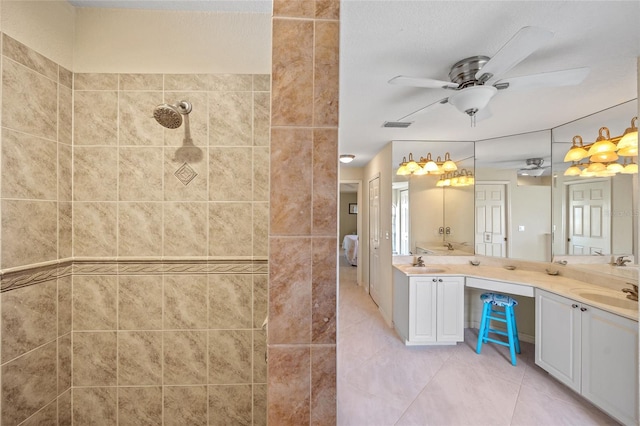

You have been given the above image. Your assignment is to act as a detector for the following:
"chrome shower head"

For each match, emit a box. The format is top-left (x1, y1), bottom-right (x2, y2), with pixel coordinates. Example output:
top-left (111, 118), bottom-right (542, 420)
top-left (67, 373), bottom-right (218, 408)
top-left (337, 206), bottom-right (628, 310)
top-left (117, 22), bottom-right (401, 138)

top-left (153, 100), bottom-right (192, 129)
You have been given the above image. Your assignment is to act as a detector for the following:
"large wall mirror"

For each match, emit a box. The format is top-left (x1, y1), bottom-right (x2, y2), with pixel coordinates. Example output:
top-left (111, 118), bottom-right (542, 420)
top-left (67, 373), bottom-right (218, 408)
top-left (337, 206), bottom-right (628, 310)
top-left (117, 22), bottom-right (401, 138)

top-left (475, 131), bottom-right (553, 261)
top-left (551, 99), bottom-right (638, 261)
top-left (391, 141), bottom-right (474, 256)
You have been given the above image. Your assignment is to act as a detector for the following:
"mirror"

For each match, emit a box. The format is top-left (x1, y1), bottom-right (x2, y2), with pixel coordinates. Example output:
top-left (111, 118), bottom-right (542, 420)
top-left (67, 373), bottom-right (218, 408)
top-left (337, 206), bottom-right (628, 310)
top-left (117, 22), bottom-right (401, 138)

top-left (474, 131), bottom-right (553, 261)
top-left (551, 100), bottom-right (638, 261)
top-left (392, 141), bottom-right (475, 256)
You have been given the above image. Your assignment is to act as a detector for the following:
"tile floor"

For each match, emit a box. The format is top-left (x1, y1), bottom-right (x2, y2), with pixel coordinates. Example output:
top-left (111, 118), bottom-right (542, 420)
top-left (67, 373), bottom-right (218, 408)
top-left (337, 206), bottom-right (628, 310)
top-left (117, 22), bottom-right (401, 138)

top-left (336, 254), bottom-right (620, 425)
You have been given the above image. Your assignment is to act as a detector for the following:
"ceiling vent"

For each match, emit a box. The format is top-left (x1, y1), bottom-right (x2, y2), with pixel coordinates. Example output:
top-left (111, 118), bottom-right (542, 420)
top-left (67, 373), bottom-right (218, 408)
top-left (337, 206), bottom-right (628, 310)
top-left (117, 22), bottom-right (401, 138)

top-left (383, 121), bottom-right (412, 128)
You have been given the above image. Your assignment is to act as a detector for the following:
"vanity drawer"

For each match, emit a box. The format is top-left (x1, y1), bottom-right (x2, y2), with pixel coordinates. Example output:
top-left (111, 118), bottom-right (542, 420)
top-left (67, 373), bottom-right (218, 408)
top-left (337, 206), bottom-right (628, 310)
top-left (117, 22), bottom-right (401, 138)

top-left (465, 277), bottom-right (534, 297)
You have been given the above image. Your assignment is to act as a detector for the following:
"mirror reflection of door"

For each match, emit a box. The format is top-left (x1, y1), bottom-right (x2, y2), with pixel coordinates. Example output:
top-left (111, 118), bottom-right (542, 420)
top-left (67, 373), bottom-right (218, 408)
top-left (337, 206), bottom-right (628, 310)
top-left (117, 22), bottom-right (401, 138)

top-left (475, 183), bottom-right (507, 257)
top-left (567, 180), bottom-right (611, 254)
top-left (399, 189), bottom-right (409, 255)
top-left (369, 176), bottom-right (381, 306)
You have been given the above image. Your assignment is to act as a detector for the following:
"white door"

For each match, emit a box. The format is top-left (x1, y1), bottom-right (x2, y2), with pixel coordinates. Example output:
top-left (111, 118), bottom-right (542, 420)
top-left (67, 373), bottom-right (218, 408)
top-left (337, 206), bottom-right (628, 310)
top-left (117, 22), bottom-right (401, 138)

top-left (369, 176), bottom-right (381, 306)
top-left (567, 180), bottom-right (611, 255)
top-left (475, 184), bottom-right (507, 257)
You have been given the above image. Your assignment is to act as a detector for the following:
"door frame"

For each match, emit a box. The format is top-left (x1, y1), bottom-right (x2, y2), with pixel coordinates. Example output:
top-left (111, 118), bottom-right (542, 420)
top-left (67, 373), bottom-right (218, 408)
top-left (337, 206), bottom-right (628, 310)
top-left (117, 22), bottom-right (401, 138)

top-left (475, 180), bottom-right (512, 258)
top-left (340, 179), bottom-right (363, 287)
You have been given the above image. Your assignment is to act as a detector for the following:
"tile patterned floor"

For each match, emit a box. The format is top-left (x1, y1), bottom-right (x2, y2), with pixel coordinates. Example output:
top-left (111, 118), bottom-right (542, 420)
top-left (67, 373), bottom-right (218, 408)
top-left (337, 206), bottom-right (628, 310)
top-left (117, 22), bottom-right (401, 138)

top-left (337, 255), bottom-right (620, 426)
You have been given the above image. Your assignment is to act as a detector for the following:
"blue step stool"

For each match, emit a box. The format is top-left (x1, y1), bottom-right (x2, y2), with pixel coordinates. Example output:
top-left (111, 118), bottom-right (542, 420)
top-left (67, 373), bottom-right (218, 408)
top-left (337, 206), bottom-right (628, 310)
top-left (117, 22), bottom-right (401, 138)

top-left (476, 292), bottom-right (521, 366)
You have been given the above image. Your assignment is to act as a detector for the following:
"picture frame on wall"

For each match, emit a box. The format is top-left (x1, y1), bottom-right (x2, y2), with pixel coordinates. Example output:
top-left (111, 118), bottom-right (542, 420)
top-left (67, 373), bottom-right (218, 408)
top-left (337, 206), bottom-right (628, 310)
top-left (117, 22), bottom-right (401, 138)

top-left (349, 203), bottom-right (358, 214)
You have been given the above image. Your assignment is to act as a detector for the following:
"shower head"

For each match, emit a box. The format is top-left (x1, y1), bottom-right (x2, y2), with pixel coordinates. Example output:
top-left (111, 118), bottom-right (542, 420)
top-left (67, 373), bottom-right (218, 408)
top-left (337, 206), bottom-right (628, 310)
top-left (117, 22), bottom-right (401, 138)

top-left (153, 100), bottom-right (192, 129)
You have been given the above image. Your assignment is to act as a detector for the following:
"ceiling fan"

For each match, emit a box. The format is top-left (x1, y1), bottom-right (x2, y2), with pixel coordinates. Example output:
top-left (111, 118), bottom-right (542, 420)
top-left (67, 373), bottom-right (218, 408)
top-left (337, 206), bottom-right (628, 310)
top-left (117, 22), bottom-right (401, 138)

top-left (389, 26), bottom-right (590, 127)
top-left (517, 158), bottom-right (549, 176)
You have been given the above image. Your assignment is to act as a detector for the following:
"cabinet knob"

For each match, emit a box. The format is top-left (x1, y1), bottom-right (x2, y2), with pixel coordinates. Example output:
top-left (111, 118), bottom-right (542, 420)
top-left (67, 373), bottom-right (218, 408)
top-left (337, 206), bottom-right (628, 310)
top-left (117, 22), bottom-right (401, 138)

top-left (438, 279), bottom-right (443, 282)
top-left (571, 304), bottom-right (579, 308)
top-left (432, 278), bottom-right (437, 282)
top-left (580, 307), bottom-right (587, 312)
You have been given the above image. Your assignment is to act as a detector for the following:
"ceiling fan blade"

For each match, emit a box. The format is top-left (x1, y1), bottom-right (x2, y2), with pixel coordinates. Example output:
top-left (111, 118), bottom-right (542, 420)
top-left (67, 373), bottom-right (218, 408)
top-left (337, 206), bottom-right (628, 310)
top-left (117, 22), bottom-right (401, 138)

top-left (388, 75), bottom-right (459, 90)
top-left (494, 67), bottom-right (590, 91)
top-left (475, 26), bottom-right (554, 83)
top-left (396, 97), bottom-right (449, 122)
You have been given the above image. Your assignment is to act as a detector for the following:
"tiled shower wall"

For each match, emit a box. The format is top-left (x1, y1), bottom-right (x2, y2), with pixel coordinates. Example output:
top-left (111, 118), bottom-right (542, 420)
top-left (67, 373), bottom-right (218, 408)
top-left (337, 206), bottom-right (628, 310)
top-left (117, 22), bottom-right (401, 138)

top-left (0, 34), bottom-right (270, 425)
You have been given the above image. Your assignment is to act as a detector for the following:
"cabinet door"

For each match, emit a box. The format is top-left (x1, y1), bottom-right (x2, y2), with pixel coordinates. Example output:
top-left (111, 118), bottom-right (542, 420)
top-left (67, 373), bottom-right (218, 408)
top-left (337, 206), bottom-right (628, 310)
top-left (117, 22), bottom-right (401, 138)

top-left (409, 277), bottom-right (437, 342)
top-left (436, 277), bottom-right (464, 342)
top-left (535, 289), bottom-right (581, 392)
top-left (581, 305), bottom-right (638, 426)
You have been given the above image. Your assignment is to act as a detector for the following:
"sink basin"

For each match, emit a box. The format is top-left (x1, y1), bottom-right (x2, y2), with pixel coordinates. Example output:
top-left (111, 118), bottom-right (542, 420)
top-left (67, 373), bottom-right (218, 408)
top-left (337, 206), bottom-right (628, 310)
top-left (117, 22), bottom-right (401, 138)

top-left (404, 267), bottom-right (445, 275)
top-left (572, 288), bottom-right (638, 310)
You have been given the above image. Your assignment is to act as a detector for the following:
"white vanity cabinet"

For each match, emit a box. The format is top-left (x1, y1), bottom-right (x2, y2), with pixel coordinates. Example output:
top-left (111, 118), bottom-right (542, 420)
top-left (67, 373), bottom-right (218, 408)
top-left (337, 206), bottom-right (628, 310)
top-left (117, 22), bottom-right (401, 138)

top-left (392, 269), bottom-right (464, 345)
top-left (535, 289), bottom-right (638, 426)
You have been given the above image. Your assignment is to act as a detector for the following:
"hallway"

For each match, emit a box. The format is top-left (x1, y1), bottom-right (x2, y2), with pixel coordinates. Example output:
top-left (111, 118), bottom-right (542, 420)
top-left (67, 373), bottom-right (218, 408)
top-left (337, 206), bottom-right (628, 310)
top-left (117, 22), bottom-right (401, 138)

top-left (336, 255), bottom-right (619, 425)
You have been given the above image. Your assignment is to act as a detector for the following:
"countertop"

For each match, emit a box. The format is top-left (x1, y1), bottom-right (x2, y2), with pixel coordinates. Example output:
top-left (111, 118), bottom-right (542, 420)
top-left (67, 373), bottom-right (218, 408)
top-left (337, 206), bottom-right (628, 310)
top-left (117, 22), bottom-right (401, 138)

top-left (393, 261), bottom-right (639, 321)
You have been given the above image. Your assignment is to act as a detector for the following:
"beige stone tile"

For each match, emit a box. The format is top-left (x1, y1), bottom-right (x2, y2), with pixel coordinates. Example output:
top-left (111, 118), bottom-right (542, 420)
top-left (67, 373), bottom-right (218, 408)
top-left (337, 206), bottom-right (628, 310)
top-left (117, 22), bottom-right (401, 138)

top-left (253, 74), bottom-right (270, 92)
top-left (118, 386), bottom-right (162, 426)
top-left (312, 238), bottom-right (337, 344)
top-left (21, 398), bottom-right (57, 426)
top-left (73, 331), bottom-right (117, 386)
top-left (313, 129), bottom-right (338, 235)
top-left (315, 0), bottom-right (340, 19)
top-left (164, 275), bottom-right (208, 329)
top-left (118, 147), bottom-right (164, 201)
top-left (119, 73), bottom-right (163, 91)
top-left (209, 91), bottom-right (253, 146)
top-left (74, 146), bottom-right (118, 201)
top-left (58, 389), bottom-right (72, 426)
top-left (72, 274), bottom-right (117, 330)
top-left (59, 66), bottom-right (73, 89)
top-left (163, 330), bottom-right (207, 385)
top-left (118, 202), bottom-right (163, 257)
top-left (1, 128), bottom-right (57, 200)
top-left (270, 128), bottom-right (312, 235)
top-left (59, 202), bottom-right (72, 259)
top-left (209, 74), bottom-right (252, 91)
top-left (254, 383), bottom-right (267, 426)
top-left (58, 142), bottom-right (72, 201)
top-left (253, 146), bottom-right (269, 201)
top-left (59, 85), bottom-right (73, 144)
top-left (164, 147), bottom-right (208, 201)
top-left (269, 237), bottom-right (312, 344)
top-left (209, 384), bottom-right (252, 426)
top-left (163, 202), bottom-right (208, 256)
top-left (3, 35), bottom-right (58, 79)
top-left (118, 331), bottom-right (162, 385)
top-left (164, 385), bottom-right (207, 426)
top-left (273, 0), bottom-right (314, 17)
top-left (58, 275), bottom-right (72, 335)
top-left (209, 330), bottom-right (252, 384)
top-left (119, 91), bottom-right (164, 146)
top-left (253, 274), bottom-right (268, 329)
top-left (1, 340), bottom-right (57, 425)
top-left (253, 202), bottom-right (269, 257)
top-left (253, 91), bottom-right (271, 147)
top-left (314, 21), bottom-right (340, 127)
top-left (1, 200), bottom-right (57, 268)
top-left (73, 202), bottom-right (117, 257)
top-left (209, 147), bottom-right (253, 201)
top-left (267, 346), bottom-right (311, 425)
top-left (72, 387), bottom-right (117, 425)
top-left (253, 329), bottom-right (267, 383)
top-left (118, 275), bottom-right (163, 330)
top-left (271, 19), bottom-right (314, 126)
top-left (209, 274), bottom-right (252, 329)
top-left (208, 203), bottom-right (252, 256)
top-left (2, 58), bottom-right (57, 140)
top-left (163, 91), bottom-right (208, 147)
top-left (311, 345), bottom-right (337, 424)
top-left (74, 73), bottom-right (118, 90)
top-left (73, 90), bottom-right (118, 145)
top-left (1, 279), bottom-right (56, 362)
top-left (58, 334), bottom-right (72, 393)
top-left (164, 74), bottom-right (209, 91)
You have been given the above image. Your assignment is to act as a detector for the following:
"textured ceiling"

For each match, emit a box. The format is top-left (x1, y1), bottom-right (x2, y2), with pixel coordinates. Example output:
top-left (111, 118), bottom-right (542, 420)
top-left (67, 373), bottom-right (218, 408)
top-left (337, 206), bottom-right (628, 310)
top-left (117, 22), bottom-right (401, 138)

top-left (340, 1), bottom-right (640, 167)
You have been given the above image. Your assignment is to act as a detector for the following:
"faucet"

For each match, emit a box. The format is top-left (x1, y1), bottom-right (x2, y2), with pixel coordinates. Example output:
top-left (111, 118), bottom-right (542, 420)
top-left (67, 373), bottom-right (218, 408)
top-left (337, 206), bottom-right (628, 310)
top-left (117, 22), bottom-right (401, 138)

top-left (444, 242), bottom-right (454, 251)
top-left (614, 255), bottom-right (631, 266)
top-left (622, 284), bottom-right (638, 301)
top-left (413, 256), bottom-right (425, 267)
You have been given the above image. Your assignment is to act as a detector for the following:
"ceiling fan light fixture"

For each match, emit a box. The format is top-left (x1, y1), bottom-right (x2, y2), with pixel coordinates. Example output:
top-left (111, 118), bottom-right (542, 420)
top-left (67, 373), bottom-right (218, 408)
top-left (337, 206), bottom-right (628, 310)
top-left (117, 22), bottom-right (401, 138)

top-left (448, 85), bottom-right (498, 116)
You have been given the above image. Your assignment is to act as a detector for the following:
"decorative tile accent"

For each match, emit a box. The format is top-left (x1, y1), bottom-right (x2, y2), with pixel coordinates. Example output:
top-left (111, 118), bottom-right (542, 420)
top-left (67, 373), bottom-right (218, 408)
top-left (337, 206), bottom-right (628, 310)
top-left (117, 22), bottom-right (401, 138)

top-left (174, 162), bottom-right (198, 186)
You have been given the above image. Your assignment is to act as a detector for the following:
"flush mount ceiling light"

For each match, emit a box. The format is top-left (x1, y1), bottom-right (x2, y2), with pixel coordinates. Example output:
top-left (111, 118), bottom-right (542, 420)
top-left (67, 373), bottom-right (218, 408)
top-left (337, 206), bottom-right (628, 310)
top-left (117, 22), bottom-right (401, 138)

top-left (396, 152), bottom-right (459, 176)
top-left (339, 154), bottom-right (355, 164)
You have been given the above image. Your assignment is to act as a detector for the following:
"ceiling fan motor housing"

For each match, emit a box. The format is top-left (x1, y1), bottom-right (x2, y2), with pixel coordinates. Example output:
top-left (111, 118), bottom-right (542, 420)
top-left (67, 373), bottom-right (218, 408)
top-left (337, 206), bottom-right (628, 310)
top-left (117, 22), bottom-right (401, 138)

top-left (448, 55), bottom-right (490, 88)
